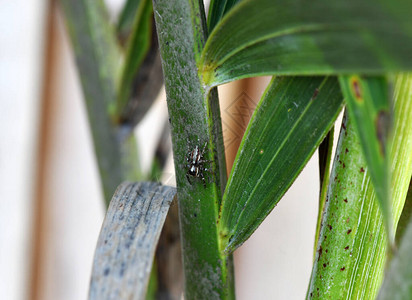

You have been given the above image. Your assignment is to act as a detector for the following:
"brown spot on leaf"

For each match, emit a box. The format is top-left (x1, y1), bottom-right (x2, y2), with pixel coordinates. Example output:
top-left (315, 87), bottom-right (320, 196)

top-left (345, 246), bottom-right (349, 250)
top-left (340, 267), bottom-right (346, 271)
top-left (360, 167), bottom-right (365, 173)
top-left (317, 246), bottom-right (323, 261)
top-left (312, 88), bottom-right (319, 100)
top-left (323, 263), bottom-right (327, 268)
top-left (328, 224), bottom-right (333, 231)
top-left (344, 198), bottom-right (348, 203)
top-left (345, 148), bottom-right (349, 153)
top-left (347, 229), bottom-right (352, 234)
top-left (351, 77), bottom-right (363, 100)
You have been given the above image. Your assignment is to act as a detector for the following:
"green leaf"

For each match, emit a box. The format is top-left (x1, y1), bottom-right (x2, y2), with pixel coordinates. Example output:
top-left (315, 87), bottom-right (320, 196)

top-left (59, 0), bottom-right (125, 202)
top-left (308, 74), bottom-right (412, 299)
top-left (115, 0), bottom-right (159, 126)
top-left (339, 75), bottom-right (392, 240)
top-left (218, 76), bottom-right (343, 253)
top-left (391, 73), bottom-right (412, 242)
top-left (199, 0), bottom-right (412, 87)
top-left (117, 0), bottom-right (141, 41)
top-left (89, 182), bottom-right (176, 300)
top-left (396, 180), bottom-right (412, 244)
top-left (308, 111), bottom-right (387, 299)
top-left (207, 0), bottom-right (241, 32)
top-left (59, 0), bottom-right (121, 109)
top-left (377, 214), bottom-right (412, 300)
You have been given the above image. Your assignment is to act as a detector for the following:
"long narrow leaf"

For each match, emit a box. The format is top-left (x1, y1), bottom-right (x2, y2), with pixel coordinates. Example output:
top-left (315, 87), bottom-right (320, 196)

top-left (339, 76), bottom-right (392, 240)
top-left (117, 0), bottom-right (142, 40)
top-left (390, 73), bottom-right (412, 239)
top-left (200, 0), bottom-right (412, 87)
top-left (116, 0), bottom-right (161, 127)
top-left (59, 0), bottom-right (125, 202)
top-left (308, 74), bottom-right (412, 299)
top-left (89, 182), bottom-right (176, 300)
top-left (308, 112), bottom-right (386, 299)
top-left (59, 0), bottom-right (121, 109)
top-left (219, 76), bottom-right (343, 253)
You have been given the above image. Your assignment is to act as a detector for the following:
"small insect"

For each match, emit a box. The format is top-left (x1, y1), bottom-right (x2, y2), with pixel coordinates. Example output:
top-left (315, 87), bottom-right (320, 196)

top-left (186, 141), bottom-right (209, 187)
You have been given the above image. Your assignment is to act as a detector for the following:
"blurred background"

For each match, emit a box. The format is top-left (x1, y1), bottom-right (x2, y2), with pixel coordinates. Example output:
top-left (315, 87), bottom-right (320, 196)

top-left (0, 0), bottom-right (323, 299)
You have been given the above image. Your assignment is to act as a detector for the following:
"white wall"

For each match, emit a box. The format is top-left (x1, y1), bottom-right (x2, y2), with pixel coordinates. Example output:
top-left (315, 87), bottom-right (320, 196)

top-left (0, 1), bottom-right (47, 299)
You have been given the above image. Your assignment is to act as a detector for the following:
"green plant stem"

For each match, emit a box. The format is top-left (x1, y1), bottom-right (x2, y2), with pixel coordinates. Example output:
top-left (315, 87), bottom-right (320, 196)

top-left (152, 0), bottom-right (234, 299)
top-left (59, 0), bottom-right (141, 205)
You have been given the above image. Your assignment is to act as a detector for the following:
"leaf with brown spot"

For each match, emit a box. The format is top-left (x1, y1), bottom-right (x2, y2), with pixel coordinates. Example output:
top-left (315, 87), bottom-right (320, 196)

top-left (339, 75), bottom-right (392, 241)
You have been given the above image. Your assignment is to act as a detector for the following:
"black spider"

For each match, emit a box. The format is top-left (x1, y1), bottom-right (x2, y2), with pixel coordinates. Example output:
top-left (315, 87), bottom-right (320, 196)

top-left (186, 141), bottom-right (209, 187)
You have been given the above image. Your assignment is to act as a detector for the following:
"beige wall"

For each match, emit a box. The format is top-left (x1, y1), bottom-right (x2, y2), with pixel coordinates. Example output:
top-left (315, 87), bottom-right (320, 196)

top-left (0, 0), bottom-right (47, 299)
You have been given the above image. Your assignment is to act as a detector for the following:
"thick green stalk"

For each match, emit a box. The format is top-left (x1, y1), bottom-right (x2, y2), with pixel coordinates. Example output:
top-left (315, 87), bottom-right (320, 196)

top-left (152, 0), bottom-right (234, 299)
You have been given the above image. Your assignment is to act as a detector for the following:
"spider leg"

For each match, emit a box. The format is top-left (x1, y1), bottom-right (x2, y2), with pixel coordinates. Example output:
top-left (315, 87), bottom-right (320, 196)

top-left (186, 172), bottom-right (192, 185)
top-left (201, 141), bottom-right (208, 154)
top-left (201, 173), bottom-right (207, 188)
